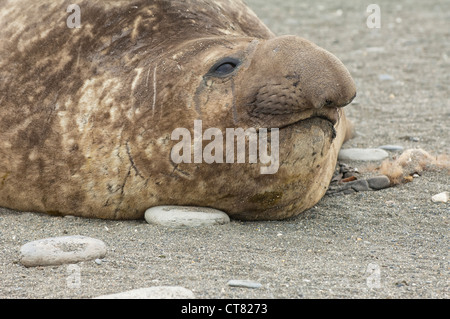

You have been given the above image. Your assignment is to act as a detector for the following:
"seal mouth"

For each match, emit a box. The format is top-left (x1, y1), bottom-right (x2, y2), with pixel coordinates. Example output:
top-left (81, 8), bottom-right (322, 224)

top-left (272, 108), bottom-right (340, 141)
top-left (278, 107), bottom-right (341, 130)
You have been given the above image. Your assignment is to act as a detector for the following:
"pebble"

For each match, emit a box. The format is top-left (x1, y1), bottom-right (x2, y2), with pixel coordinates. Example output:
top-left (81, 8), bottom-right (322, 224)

top-left (378, 145), bottom-right (404, 152)
top-left (349, 179), bottom-right (370, 192)
top-left (400, 136), bottom-right (420, 142)
top-left (19, 235), bottom-right (107, 267)
top-left (327, 174), bottom-right (391, 195)
top-left (145, 206), bottom-right (230, 228)
top-left (227, 280), bottom-right (262, 289)
top-left (338, 148), bottom-right (389, 161)
top-left (343, 189), bottom-right (355, 195)
top-left (431, 192), bottom-right (449, 203)
top-left (93, 286), bottom-right (195, 299)
top-left (366, 175), bottom-right (391, 190)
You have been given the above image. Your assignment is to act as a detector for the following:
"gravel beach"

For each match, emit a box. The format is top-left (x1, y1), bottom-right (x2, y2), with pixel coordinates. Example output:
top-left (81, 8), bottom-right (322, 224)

top-left (0, 0), bottom-right (448, 299)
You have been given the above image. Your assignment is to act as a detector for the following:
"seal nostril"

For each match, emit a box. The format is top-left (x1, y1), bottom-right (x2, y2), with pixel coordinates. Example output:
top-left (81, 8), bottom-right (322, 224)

top-left (325, 99), bottom-right (333, 106)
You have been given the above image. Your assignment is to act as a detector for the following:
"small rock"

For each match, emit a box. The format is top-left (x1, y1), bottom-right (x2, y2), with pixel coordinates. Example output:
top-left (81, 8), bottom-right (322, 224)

top-left (20, 235), bottom-right (107, 267)
top-left (395, 280), bottom-right (408, 288)
top-left (342, 176), bottom-right (357, 182)
top-left (227, 280), bottom-right (262, 289)
top-left (331, 163), bottom-right (359, 183)
top-left (338, 148), bottom-right (389, 161)
top-left (328, 175), bottom-right (391, 195)
top-left (431, 192), bottom-right (449, 203)
top-left (350, 179), bottom-right (370, 192)
top-left (399, 136), bottom-right (420, 142)
top-left (94, 286), bottom-right (195, 299)
top-left (367, 175), bottom-right (391, 190)
top-left (145, 206), bottom-right (230, 228)
top-left (378, 145), bottom-right (404, 152)
top-left (95, 258), bottom-right (103, 265)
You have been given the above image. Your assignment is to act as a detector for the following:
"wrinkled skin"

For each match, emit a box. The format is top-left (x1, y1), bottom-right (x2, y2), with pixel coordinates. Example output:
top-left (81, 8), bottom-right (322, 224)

top-left (0, 0), bottom-right (356, 220)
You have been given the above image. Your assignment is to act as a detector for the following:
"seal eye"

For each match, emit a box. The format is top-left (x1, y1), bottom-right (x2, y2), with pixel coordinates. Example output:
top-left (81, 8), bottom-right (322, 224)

top-left (215, 63), bottom-right (236, 74)
top-left (208, 57), bottom-right (241, 77)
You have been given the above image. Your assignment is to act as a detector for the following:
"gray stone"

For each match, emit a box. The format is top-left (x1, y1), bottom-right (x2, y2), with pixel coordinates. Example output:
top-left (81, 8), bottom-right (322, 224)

top-left (338, 148), bottom-right (389, 161)
top-left (20, 235), bottom-right (106, 267)
top-left (227, 280), bottom-right (262, 289)
top-left (145, 205), bottom-right (230, 228)
top-left (340, 182), bottom-right (353, 190)
top-left (378, 145), bottom-right (404, 152)
top-left (367, 175), bottom-right (391, 190)
top-left (343, 188), bottom-right (356, 195)
top-left (350, 180), bottom-right (370, 192)
top-left (93, 286), bottom-right (195, 299)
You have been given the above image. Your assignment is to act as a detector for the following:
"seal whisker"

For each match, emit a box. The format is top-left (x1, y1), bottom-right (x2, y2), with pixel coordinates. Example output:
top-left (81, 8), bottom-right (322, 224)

top-left (145, 66), bottom-right (151, 87)
top-left (336, 107), bottom-right (342, 127)
top-left (152, 65), bottom-right (157, 115)
top-left (76, 43), bottom-right (82, 68)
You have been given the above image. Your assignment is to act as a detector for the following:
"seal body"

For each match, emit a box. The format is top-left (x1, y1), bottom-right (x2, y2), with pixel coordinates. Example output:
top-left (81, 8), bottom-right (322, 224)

top-left (0, 0), bottom-right (356, 220)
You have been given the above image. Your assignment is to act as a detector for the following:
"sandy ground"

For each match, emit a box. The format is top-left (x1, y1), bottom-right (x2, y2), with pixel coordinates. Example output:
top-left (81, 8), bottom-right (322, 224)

top-left (0, 0), bottom-right (448, 299)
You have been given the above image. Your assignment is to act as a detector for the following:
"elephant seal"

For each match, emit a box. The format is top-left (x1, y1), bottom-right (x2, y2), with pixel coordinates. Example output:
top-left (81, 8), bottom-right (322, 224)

top-left (0, 0), bottom-right (356, 220)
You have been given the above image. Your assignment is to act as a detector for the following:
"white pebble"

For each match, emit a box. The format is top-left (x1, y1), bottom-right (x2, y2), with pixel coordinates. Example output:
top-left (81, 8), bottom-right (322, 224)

top-left (145, 206), bottom-right (230, 228)
top-left (338, 148), bottom-right (389, 161)
top-left (378, 144), bottom-right (404, 152)
top-left (431, 191), bottom-right (449, 203)
top-left (20, 235), bottom-right (107, 267)
top-left (227, 280), bottom-right (262, 289)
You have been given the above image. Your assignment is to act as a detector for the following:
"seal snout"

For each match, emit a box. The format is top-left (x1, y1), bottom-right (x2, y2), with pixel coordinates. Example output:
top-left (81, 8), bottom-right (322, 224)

top-left (281, 35), bottom-right (356, 111)
top-left (243, 35), bottom-right (356, 127)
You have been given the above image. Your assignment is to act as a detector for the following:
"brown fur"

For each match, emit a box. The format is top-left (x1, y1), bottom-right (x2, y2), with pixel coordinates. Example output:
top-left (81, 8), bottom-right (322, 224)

top-left (379, 149), bottom-right (450, 185)
top-left (0, 0), bottom-right (356, 220)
